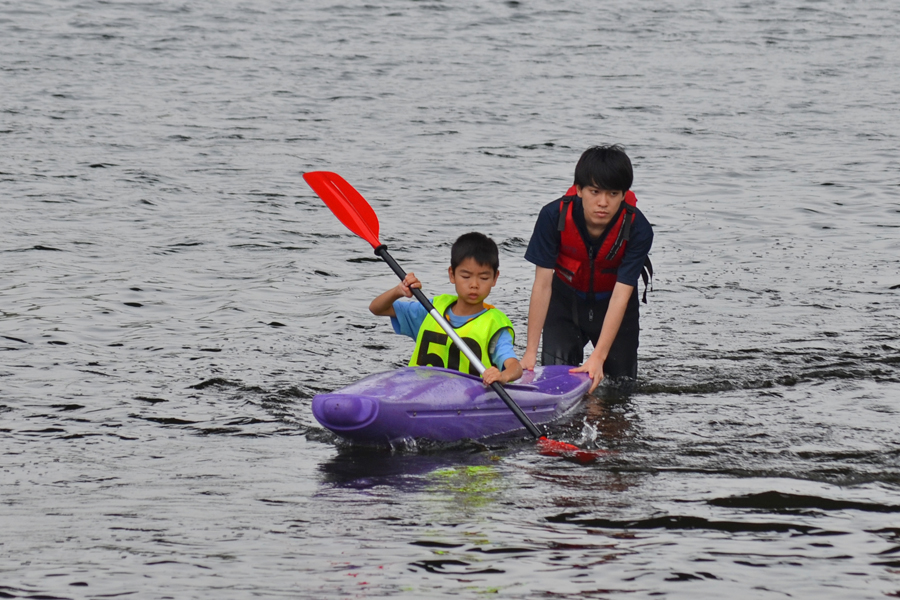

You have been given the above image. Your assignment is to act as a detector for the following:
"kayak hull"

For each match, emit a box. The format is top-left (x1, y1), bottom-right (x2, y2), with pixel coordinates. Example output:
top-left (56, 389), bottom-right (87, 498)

top-left (312, 365), bottom-right (591, 445)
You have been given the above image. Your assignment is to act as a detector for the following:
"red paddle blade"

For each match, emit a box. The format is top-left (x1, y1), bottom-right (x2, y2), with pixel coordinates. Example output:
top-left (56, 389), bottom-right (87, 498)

top-left (303, 171), bottom-right (382, 249)
top-left (537, 437), bottom-right (612, 464)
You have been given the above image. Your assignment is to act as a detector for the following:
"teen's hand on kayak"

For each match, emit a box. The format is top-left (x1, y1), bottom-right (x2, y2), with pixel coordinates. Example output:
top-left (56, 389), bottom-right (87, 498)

top-left (398, 273), bottom-right (421, 297)
top-left (570, 354), bottom-right (604, 393)
top-left (519, 348), bottom-right (537, 371)
top-left (481, 366), bottom-right (502, 386)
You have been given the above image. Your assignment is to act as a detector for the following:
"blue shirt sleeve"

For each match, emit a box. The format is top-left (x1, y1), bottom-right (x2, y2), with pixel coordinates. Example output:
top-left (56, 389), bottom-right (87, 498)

top-left (390, 299), bottom-right (428, 340)
top-left (488, 328), bottom-right (517, 370)
top-left (524, 199), bottom-right (562, 269)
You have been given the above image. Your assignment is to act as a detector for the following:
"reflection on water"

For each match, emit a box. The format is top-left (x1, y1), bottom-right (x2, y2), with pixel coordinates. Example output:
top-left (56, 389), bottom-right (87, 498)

top-left (426, 464), bottom-right (504, 513)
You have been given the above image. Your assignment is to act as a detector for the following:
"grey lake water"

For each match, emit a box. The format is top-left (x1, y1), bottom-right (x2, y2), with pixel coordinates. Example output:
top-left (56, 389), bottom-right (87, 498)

top-left (2, 0), bottom-right (899, 598)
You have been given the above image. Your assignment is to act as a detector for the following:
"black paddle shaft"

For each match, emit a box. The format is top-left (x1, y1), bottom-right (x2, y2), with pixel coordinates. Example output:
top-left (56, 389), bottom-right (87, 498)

top-left (373, 244), bottom-right (545, 439)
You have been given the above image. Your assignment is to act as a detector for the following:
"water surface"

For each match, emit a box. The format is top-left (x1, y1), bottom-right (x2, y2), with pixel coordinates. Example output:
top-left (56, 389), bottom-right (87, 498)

top-left (2, 0), bottom-right (899, 598)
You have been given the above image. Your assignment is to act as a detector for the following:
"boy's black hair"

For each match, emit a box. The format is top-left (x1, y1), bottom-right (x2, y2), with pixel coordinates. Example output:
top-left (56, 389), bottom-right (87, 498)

top-left (573, 144), bottom-right (633, 192)
top-left (451, 232), bottom-right (499, 274)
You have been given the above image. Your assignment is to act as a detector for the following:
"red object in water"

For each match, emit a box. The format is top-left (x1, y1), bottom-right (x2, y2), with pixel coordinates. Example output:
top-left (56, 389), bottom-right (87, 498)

top-left (538, 437), bottom-right (612, 464)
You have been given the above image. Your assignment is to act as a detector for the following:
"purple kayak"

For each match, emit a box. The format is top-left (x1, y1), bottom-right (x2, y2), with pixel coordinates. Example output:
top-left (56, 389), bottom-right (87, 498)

top-left (312, 365), bottom-right (591, 445)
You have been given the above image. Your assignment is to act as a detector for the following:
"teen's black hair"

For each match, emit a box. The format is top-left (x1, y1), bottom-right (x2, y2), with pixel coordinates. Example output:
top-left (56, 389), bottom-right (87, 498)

top-left (573, 144), bottom-right (633, 192)
top-left (451, 232), bottom-right (499, 273)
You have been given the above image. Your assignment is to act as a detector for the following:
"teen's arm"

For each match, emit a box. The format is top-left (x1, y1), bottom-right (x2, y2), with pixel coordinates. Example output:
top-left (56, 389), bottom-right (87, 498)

top-left (369, 273), bottom-right (420, 317)
top-left (482, 357), bottom-right (524, 386)
top-left (570, 281), bottom-right (633, 392)
top-left (520, 266), bottom-right (554, 370)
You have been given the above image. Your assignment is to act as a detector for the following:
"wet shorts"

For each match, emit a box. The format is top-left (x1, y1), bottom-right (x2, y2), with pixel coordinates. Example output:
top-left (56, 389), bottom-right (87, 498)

top-left (540, 277), bottom-right (640, 380)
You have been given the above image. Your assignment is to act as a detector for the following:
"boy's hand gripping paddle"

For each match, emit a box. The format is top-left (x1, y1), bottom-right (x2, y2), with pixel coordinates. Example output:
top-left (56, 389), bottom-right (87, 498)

top-left (303, 171), bottom-right (605, 463)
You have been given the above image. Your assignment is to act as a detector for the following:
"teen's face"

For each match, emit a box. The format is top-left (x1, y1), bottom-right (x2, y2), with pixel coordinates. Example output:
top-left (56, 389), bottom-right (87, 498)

top-left (448, 257), bottom-right (498, 307)
top-left (577, 185), bottom-right (625, 230)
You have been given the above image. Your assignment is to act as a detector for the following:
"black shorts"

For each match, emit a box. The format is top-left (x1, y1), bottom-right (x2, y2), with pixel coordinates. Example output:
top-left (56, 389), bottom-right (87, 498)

top-left (541, 277), bottom-right (640, 380)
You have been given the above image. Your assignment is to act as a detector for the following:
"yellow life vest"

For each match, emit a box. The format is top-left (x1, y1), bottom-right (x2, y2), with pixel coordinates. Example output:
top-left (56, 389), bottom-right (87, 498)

top-left (409, 294), bottom-right (515, 375)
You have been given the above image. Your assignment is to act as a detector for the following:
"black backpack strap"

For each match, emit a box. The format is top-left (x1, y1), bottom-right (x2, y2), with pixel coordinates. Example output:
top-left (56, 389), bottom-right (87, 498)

top-left (605, 204), bottom-right (633, 260)
top-left (640, 256), bottom-right (653, 304)
top-left (557, 196), bottom-right (573, 232)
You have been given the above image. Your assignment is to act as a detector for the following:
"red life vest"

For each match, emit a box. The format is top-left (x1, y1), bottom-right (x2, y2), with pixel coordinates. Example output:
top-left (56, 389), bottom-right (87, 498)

top-left (554, 185), bottom-right (638, 294)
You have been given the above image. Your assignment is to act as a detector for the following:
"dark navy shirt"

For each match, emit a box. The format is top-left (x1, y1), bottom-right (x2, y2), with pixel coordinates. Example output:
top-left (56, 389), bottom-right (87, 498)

top-left (524, 195), bottom-right (653, 291)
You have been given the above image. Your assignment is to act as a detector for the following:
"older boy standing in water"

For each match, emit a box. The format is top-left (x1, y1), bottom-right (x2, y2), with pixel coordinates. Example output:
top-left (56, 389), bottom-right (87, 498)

top-left (520, 145), bottom-right (653, 392)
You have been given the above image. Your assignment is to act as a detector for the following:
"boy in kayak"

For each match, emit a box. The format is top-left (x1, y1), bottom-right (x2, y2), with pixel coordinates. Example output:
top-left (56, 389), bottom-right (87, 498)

top-left (520, 145), bottom-right (653, 393)
top-left (369, 232), bottom-right (523, 386)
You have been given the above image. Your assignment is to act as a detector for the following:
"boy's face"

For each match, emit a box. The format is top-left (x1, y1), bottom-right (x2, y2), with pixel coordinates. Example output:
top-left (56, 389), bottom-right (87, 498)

top-left (448, 257), bottom-right (498, 309)
top-left (577, 185), bottom-right (625, 230)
